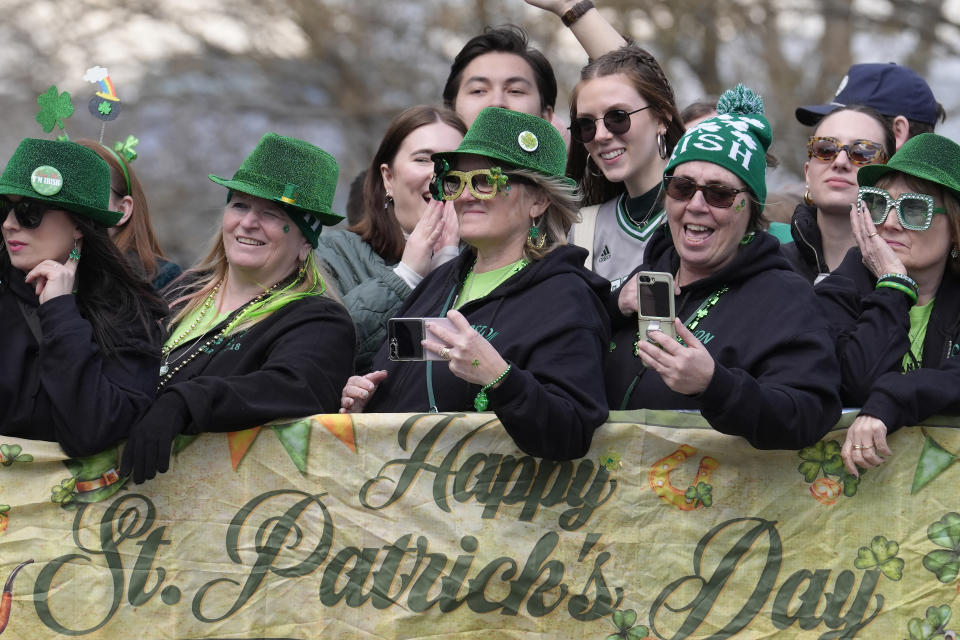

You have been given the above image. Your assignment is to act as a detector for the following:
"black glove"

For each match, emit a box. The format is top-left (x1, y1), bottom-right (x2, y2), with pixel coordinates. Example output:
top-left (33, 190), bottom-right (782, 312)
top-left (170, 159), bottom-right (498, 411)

top-left (120, 394), bottom-right (189, 484)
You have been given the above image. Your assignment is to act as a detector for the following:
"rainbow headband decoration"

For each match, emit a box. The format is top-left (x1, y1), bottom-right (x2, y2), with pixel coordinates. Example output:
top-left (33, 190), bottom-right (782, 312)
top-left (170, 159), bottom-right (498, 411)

top-left (84, 66), bottom-right (119, 102)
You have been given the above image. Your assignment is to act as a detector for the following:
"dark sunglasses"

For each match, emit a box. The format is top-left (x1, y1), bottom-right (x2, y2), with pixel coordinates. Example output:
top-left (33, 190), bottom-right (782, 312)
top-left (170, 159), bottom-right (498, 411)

top-left (0, 195), bottom-right (50, 229)
top-left (663, 175), bottom-right (749, 209)
top-left (569, 106), bottom-right (653, 144)
top-left (807, 136), bottom-right (888, 167)
top-left (858, 186), bottom-right (946, 232)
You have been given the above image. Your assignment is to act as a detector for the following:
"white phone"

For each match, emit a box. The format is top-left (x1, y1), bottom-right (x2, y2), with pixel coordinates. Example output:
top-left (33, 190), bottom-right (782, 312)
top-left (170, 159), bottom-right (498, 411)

top-left (637, 271), bottom-right (676, 342)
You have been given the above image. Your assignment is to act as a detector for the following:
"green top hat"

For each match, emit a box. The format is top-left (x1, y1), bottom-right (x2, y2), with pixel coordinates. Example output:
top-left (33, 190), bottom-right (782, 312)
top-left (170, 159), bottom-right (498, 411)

top-left (858, 133), bottom-right (960, 205)
top-left (209, 132), bottom-right (343, 248)
top-left (432, 107), bottom-right (575, 187)
top-left (0, 138), bottom-right (122, 226)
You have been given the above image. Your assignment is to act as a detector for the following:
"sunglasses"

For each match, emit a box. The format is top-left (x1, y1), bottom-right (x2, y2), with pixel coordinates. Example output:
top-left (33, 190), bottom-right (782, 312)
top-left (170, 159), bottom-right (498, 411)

top-left (569, 106), bottom-right (653, 144)
top-left (858, 186), bottom-right (946, 231)
top-left (663, 175), bottom-right (749, 209)
top-left (0, 195), bottom-right (51, 229)
top-left (807, 136), bottom-right (888, 167)
top-left (437, 167), bottom-right (517, 201)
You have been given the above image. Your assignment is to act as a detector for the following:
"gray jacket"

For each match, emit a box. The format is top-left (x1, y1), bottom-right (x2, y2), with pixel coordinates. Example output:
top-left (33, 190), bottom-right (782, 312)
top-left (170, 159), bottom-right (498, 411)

top-left (315, 229), bottom-right (411, 373)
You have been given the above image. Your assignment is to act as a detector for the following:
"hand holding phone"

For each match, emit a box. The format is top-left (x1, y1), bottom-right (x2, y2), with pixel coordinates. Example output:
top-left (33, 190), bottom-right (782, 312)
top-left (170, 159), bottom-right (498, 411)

top-left (637, 271), bottom-right (676, 342)
top-left (387, 317), bottom-right (456, 361)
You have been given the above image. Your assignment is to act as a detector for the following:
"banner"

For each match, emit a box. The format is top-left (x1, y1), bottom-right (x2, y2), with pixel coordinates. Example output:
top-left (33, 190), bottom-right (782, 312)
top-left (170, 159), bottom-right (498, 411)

top-left (1, 410), bottom-right (959, 639)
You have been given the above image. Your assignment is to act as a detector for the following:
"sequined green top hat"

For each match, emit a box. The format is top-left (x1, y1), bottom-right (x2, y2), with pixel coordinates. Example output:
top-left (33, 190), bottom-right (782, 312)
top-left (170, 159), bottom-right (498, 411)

top-left (665, 84), bottom-right (772, 211)
top-left (431, 107), bottom-right (575, 187)
top-left (208, 132), bottom-right (343, 248)
top-left (0, 138), bottom-right (121, 226)
top-left (858, 133), bottom-right (960, 205)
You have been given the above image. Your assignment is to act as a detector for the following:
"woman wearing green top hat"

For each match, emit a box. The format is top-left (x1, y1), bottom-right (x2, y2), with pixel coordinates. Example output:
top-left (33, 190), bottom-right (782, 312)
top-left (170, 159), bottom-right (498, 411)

top-left (604, 86), bottom-right (841, 450)
top-left (815, 133), bottom-right (960, 476)
top-left (0, 138), bottom-right (166, 456)
top-left (341, 107), bottom-right (611, 461)
top-left (120, 133), bottom-right (355, 483)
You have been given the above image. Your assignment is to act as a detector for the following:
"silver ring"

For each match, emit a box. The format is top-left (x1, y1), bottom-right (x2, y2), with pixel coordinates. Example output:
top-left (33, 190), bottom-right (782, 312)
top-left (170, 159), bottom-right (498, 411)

top-left (439, 347), bottom-right (450, 360)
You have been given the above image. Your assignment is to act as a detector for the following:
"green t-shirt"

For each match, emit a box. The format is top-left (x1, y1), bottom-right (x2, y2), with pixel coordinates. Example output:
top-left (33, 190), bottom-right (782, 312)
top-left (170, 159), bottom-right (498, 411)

top-left (903, 298), bottom-right (934, 372)
top-left (454, 259), bottom-right (527, 309)
top-left (163, 303), bottom-right (229, 352)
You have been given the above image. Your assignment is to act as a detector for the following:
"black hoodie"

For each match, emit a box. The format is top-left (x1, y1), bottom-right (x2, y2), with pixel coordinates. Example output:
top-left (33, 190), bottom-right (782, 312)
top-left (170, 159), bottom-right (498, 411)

top-left (780, 203), bottom-right (830, 283)
top-left (816, 247), bottom-right (960, 430)
top-left (367, 245), bottom-right (611, 460)
top-left (606, 228), bottom-right (841, 450)
top-left (0, 263), bottom-right (160, 456)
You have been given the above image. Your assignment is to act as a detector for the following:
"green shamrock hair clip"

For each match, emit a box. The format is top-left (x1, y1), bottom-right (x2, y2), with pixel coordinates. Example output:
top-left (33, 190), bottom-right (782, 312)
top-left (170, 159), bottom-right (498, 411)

top-left (36, 85), bottom-right (74, 137)
top-left (113, 134), bottom-right (139, 162)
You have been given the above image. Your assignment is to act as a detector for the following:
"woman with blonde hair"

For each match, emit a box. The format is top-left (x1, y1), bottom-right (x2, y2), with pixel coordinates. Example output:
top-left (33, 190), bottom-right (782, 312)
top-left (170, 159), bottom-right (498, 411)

top-left (342, 108), bottom-right (611, 461)
top-left (121, 133), bottom-right (355, 483)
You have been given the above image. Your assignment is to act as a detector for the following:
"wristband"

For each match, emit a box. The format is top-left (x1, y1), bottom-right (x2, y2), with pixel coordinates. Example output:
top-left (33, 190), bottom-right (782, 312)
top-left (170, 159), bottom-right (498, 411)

top-left (474, 364), bottom-right (512, 412)
top-left (878, 272), bottom-right (918, 290)
top-left (876, 279), bottom-right (918, 304)
top-left (561, 0), bottom-right (594, 27)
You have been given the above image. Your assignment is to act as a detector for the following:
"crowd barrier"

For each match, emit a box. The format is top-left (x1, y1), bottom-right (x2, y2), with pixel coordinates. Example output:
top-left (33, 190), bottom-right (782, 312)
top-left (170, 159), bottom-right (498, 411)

top-left (1, 410), bottom-right (959, 639)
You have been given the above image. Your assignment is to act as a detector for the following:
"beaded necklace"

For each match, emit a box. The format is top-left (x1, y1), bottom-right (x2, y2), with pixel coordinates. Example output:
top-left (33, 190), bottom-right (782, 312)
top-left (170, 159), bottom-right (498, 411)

top-left (633, 286), bottom-right (729, 356)
top-left (157, 277), bottom-right (289, 389)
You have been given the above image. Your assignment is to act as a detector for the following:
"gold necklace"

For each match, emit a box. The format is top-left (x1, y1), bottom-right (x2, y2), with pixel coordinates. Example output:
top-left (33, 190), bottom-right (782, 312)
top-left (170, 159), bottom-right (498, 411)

top-left (162, 284), bottom-right (220, 358)
top-left (157, 277), bottom-right (289, 388)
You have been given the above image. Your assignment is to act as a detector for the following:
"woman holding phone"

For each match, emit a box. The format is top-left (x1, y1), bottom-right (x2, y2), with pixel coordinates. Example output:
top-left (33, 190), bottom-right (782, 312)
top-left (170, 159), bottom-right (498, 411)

top-left (0, 138), bottom-right (166, 455)
top-left (605, 87), bottom-right (841, 450)
top-left (341, 107), bottom-right (611, 461)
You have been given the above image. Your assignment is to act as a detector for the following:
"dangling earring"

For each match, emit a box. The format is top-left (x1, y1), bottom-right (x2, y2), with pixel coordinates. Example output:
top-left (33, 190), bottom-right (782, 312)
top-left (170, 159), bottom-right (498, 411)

top-left (586, 156), bottom-right (603, 178)
top-left (657, 132), bottom-right (668, 160)
top-left (298, 261), bottom-right (307, 280)
top-left (68, 239), bottom-right (81, 262)
top-left (384, 194), bottom-right (394, 211)
top-left (803, 188), bottom-right (814, 206)
top-left (527, 218), bottom-right (546, 250)
top-left (952, 245), bottom-right (959, 260)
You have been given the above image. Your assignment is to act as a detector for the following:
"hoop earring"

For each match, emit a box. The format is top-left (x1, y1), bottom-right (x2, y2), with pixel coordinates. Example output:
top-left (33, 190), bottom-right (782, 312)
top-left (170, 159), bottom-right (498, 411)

top-left (384, 194), bottom-right (394, 211)
top-left (657, 132), bottom-right (668, 160)
top-left (527, 217), bottom-right (546, 250)
top-left (69, 239), bottom-right (81, 262)
top-left (803, 189), bottom-right (814, 206)
top-left (586, 156), bottom-right (603, 178)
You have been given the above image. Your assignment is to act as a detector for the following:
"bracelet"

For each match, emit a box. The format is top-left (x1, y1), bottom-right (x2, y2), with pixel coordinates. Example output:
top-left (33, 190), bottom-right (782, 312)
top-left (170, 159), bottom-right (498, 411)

top-left (876, 280), bottom-right (918, 304)
top-left (878, 272), bottom-right (918, 289)
top-left (474, 364), bottom-right (512, 412)
top-left (561, 0), bottom-right (594, 27)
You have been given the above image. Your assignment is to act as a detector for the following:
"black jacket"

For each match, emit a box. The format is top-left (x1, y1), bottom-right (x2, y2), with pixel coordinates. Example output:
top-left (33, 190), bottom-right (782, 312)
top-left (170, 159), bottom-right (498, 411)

top-left (151, 293), bottom-right (355, 434)
top-left (606, 228), bottom-right (842, 450)
top-left (367, 245), bottom-right (611, 460)
top-left (0, 264), bottom-right (161, 456)
top-left (816, 248), bottom-right (960, 429)
top-left (780, 203), bottom-right (829, 283)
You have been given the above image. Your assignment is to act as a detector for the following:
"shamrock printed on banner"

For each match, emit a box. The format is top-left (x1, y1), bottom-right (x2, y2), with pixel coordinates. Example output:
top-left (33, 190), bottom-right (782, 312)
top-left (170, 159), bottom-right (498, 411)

top-left (905, 605), bottom-right (953, 640)
top-left (36, 85), bottom-right (74, 133)
top-left (853, 535), bottom-right (904, 581)
top-left (923, 512), bottom-right (960, 583)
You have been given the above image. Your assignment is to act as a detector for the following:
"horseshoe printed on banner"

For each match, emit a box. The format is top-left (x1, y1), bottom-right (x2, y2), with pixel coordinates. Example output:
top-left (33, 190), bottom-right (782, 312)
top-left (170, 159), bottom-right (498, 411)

top-left (648, 445), bottom-right (719, 511)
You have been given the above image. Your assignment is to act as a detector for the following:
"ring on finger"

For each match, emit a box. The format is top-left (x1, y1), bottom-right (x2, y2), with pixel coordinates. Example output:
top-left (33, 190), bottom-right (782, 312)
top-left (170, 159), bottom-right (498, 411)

top-left (867, 232), bottom-right (878, 238)
top-left (439, 347), bottom-right (450, 360)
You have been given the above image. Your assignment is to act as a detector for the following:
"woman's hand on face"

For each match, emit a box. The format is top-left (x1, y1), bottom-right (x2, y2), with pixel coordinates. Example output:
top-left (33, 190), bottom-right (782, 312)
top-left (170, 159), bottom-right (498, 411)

top-left (340, 370), bottom-right (388, 414)
top-left (401, 200), bottom-right (445, 277)
top-left (423, 310), bottom-right (509, 387)
top-left (24, 255), bottom-right (79, 303)
top-left (636, 318), bottom-right (715, 395)
top-left (617, 275), bottom-right (639, 316)
top-left (434, 200), bottom-right (460, 253)
top-left (850, 202), bottom-right (906, 278)
top-left (841, 414), bottom-right (892, 477)
top-left (523, 0), bottom-right (579, 16)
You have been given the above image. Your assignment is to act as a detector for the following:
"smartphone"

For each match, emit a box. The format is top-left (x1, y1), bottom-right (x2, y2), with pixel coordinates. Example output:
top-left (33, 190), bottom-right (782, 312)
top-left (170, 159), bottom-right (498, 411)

top-left (387, 317), bottom-right (455, 361)
top-left (637, 271), bottom-right (676, 342)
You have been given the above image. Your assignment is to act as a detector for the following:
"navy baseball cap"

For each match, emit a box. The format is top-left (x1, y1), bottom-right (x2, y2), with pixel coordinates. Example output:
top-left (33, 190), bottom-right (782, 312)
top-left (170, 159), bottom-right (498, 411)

top-left (795, 62), bottom-right (939, 126)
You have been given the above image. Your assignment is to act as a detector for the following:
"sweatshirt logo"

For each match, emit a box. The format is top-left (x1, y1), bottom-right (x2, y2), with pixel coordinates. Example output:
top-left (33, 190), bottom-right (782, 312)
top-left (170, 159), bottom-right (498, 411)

top-left (471, 324), bottom-right (500, 342)
top-left (598, 245), bottom-right (612, 263)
